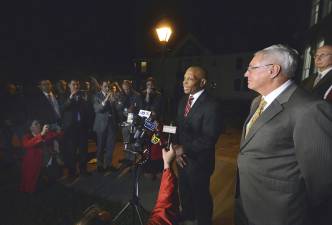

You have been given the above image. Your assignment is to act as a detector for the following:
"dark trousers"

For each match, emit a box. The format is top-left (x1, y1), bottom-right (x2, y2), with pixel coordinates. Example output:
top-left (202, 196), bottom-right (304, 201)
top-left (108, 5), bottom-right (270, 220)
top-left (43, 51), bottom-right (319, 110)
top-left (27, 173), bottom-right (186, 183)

top-left (63, 123), bottom-right (88, 175)
top-left (96, 122), bottom-right (117, 168)
top-left (178, 164), bottom-right (213, 225)
top-left (121, 125), bottom-right (134, 161)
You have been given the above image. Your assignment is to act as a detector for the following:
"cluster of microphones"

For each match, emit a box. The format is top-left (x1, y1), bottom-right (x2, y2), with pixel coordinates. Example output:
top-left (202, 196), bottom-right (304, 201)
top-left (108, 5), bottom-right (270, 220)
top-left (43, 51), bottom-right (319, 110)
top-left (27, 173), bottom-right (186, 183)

top-left (124, 109), bottom-right (176, 160)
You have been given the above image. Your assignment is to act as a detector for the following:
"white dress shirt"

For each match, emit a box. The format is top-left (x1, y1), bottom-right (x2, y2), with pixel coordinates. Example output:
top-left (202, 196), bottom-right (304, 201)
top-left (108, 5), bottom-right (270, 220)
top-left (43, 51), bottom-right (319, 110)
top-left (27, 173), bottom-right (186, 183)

top-left (190, 89), bottom-right (205, 107)
top-left (262, 80), bottom-right (293, 111)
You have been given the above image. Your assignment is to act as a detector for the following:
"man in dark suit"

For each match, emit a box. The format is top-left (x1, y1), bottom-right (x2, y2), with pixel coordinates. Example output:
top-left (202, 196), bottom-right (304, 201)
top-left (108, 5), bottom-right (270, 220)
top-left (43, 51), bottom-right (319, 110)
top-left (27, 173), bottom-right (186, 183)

top-left (141, 77), bottom-right (164, 120)
top-left (236, 44), bottom-right (332, 225)
top-left (60, 79), bottom-right (90, 178)
top-left (93, 80), bottom-right (118, 172)
top-left (27, 80), bottom-right (61, 125)
top-left (117, 80), bottom-right (143, 164)
top-left (173, 66), bottom-right (221, 225)
top-left (301, 45), bottom-right (332, 99)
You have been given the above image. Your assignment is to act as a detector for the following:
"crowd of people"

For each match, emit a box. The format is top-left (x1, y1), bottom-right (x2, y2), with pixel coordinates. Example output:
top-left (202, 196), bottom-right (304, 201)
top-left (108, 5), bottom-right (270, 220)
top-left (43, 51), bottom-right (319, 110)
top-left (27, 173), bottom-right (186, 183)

top-left (1, 44), bottom-right (332, 225)
top-left (0, 77), bottom-right (166, 193)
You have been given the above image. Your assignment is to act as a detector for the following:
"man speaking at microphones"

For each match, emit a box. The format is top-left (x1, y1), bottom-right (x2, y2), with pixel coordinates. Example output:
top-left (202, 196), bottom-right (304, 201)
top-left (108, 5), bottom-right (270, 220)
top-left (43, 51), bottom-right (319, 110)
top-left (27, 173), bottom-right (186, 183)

top-left (172, 66), bottom-right (222, 225)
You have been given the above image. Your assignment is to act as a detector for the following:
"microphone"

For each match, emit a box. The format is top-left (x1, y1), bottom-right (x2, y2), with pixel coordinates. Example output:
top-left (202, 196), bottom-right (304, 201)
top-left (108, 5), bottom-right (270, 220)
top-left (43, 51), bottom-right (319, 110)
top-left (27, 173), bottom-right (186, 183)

top-left (144, 117), bottom-right (157, 131)
top-left (162, 123), bottom-right (177, 150)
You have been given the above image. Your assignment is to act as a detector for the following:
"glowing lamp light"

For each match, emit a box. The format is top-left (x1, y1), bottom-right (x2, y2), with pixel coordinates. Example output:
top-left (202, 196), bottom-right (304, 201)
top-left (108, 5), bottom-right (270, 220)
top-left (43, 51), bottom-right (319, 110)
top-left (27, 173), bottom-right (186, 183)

top-left (156, 26), bottom-right (172, 43)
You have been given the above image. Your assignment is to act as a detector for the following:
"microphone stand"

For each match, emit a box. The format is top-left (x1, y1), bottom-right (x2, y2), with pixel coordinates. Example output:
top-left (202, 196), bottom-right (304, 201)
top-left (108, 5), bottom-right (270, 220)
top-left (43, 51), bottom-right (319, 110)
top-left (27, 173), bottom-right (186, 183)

top-left (112, 149), bottom-right (147, 225)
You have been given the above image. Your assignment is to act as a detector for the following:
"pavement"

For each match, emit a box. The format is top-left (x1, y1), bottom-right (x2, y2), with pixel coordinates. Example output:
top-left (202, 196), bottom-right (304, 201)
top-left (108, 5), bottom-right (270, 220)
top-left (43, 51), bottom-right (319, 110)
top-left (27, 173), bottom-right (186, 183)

top-left (58, 128), bottom-right (242, 225)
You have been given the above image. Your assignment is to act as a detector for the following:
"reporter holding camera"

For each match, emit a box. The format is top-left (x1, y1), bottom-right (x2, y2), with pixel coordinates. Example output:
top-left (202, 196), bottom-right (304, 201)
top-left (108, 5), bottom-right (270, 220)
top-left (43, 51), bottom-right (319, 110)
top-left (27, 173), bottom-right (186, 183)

top-left (20, 121), bottom-right (62, 193)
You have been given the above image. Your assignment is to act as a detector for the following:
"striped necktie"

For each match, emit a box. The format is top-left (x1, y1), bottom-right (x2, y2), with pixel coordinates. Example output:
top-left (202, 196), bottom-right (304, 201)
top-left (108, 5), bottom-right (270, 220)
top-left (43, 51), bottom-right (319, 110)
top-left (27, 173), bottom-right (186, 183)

top-left (184, 95), bottom-right (194, 117)
top-left (245, 98), bottom-right (267, 137)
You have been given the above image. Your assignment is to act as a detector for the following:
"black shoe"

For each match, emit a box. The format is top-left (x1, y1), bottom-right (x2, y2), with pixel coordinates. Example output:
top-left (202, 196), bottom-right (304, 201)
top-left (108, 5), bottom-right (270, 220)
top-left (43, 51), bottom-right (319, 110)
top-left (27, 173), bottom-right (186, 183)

top-left (119, 159), bottom-right (132, 164)
top-left (65, 173), bottom-right (80, 184)
top-left (118, 158), bottom-right (126, 163)
top-left (105, 166), bottom-right (118, 172)
top-left (97, 166), bottom-right (106, 173)
top-left (121, 159), bottom-right (133, 166)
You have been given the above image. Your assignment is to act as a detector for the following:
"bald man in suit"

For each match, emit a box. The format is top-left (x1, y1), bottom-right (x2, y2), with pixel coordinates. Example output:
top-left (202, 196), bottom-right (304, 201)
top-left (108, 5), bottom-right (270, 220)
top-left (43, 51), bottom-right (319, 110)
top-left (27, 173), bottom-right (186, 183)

top-left (235, 45), bottom-right (332, 225)
top-left (173, 66), bottom-right (222, 225)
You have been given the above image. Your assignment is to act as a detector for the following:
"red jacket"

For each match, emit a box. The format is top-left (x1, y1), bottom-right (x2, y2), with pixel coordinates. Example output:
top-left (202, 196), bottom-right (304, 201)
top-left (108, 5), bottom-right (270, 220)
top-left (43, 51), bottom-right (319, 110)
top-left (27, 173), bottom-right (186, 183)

top-left (20, 131), bottom-right (62, 193)
top-left (147, 168), bottom-right (179, 225)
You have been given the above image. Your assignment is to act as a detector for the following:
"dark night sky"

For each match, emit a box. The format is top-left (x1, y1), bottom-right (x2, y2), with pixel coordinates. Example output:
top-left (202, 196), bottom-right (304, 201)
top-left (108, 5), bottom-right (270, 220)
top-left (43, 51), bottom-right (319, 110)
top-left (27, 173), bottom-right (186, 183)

top-left (0, 0), bottom-right (311, 81)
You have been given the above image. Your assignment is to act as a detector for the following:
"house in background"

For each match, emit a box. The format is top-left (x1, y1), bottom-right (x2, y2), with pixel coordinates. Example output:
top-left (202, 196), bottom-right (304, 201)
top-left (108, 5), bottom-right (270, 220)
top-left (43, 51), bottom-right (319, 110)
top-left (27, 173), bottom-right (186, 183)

top-left (133, 34), bottom-right (256, 101)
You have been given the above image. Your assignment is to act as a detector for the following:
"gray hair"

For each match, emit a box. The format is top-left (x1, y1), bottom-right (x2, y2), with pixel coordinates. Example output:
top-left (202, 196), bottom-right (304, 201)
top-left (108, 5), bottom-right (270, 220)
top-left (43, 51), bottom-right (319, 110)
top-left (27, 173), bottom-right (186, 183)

top-left (255, 44), bottom-right (299, 78)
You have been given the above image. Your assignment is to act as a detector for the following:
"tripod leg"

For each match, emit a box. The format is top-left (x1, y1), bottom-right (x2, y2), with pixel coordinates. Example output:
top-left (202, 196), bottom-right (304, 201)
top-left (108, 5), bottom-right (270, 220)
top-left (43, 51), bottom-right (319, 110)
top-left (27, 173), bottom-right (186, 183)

top-left (134, 205), bottom-right (144, 225)
top-left (112, 202), bottom-right (131, 223)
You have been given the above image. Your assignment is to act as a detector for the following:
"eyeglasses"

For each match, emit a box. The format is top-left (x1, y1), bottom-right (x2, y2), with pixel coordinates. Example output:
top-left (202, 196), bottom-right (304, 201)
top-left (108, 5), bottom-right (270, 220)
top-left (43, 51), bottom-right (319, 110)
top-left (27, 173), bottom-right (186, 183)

top-left (314, 53), bottom-right (332, 59)
top-left (246, 64), bottom-right (274, 72)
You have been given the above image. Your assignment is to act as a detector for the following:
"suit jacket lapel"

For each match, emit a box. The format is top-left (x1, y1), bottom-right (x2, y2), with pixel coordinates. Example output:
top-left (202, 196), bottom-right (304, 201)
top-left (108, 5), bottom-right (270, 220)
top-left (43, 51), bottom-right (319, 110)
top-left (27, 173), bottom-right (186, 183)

top-left (240, 83), bottom-right (297, 150)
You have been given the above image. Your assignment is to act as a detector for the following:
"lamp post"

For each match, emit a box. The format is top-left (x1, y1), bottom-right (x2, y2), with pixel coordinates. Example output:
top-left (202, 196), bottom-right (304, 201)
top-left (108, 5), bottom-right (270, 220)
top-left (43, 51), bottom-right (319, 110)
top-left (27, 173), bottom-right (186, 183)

top-left (155, 20), bottom-right (173, 121)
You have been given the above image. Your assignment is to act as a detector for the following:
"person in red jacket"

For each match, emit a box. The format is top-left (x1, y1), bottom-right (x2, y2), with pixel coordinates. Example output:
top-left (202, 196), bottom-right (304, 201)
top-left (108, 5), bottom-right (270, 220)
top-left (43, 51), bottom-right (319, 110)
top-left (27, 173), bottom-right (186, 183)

top-left (147, 146), bottom-right (179, 225)
top-left (20, 120), bottom-right (62, 193)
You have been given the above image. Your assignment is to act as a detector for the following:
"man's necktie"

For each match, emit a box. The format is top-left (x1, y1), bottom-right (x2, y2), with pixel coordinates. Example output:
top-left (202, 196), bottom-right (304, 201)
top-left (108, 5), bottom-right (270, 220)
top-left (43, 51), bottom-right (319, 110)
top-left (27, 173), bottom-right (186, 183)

top-left (313, 73), bottom-right (322, 87)
top-left (184, 95), bottom-right (194, 117)
top-left (245, 98), bottom-right (267, 137)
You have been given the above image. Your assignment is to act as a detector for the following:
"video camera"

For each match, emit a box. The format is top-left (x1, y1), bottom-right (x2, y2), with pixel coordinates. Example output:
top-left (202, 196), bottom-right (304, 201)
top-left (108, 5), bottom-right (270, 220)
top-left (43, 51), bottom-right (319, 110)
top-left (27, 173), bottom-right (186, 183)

top-left (46, 123), bottom-right (61, 131)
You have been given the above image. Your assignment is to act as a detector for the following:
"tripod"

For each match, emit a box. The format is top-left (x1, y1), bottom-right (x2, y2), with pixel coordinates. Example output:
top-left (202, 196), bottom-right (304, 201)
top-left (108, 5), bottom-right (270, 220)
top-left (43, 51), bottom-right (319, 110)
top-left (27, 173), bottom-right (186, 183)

top-left (112, 150), bottom-right (147, 225)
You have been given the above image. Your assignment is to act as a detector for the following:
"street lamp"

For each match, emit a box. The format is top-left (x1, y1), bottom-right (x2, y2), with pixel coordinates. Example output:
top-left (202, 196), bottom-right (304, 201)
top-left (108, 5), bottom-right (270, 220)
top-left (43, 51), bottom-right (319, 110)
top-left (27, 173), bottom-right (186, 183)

top-left (156, 26), bottom-right (172, 43)
top-left (155, 21), bottom-right (173, 54)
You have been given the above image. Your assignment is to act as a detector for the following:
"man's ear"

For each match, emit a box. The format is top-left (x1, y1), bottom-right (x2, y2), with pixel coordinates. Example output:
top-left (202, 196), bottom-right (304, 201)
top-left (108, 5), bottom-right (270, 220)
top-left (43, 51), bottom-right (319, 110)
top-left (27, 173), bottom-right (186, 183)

top-left (200, 78), bottom-right (207, 87)
top-left (270, 64), bottom-right (281, 79)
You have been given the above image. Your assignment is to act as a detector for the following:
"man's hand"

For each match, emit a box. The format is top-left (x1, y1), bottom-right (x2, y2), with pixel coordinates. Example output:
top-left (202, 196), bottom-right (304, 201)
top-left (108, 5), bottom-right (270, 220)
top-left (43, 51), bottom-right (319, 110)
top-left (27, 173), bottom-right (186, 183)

top-left (41, 125), bottom-right (49, 136)
top-left (102, 92), bottom-right (112, 105)
top-left (172, 144), bottom-right (187, 168)
top-left (162, 146), bottom-right (176, 169)
top-left (70, 90), bottom-right (79, 99)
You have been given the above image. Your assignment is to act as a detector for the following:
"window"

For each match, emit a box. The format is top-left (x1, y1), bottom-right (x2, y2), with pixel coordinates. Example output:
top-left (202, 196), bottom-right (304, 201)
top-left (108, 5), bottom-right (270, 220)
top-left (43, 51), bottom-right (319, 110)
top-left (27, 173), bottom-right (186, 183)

top-left (140, 61), bottom-right (147, 73)
top-left (310, 0), bottom-right (321, 26)
top-left (302, 46), bottom-right (312, 80)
